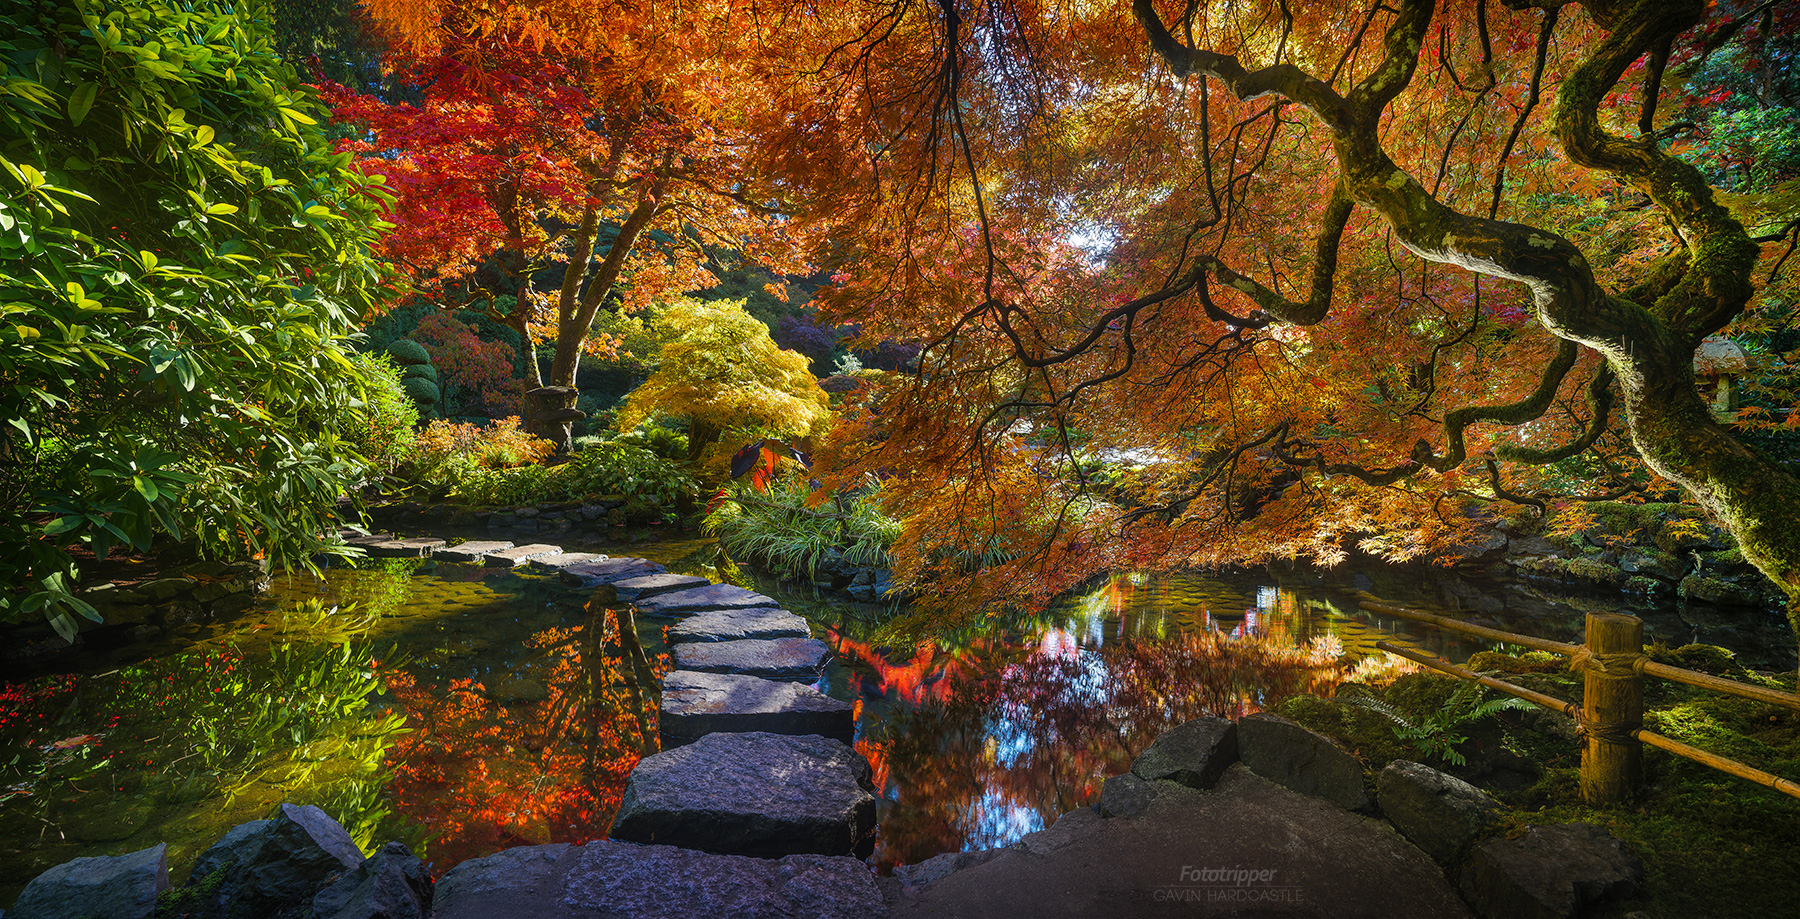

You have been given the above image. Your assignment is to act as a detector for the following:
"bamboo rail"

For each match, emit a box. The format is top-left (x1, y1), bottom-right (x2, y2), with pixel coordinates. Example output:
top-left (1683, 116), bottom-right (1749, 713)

top-left (1358, 601), bottom-right (1800, 804)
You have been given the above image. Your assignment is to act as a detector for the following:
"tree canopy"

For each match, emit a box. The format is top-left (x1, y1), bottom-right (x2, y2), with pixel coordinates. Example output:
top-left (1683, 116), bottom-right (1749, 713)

top-left (721, 0), bottom-right (1800, 643)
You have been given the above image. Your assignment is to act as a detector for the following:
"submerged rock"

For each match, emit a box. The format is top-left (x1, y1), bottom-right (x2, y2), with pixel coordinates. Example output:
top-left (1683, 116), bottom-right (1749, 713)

top-left (672, 637), bottom-right (832, 682)
top-left (659, 670), bottom-right (855, 745)
top-left (186, 803), bottom-right (365, 917)
top-left (9, 843), bottom-right (168, 919)
top-left (610, 731), bottom-right (877, 858)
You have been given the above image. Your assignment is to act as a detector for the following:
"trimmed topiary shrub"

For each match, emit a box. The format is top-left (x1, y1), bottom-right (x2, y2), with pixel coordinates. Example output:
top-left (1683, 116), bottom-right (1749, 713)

top-left (401, 377), bottom-right (441, 405)
top-left (387, 339), bottom-right (431, 366)
top-left (402, 363), bottom-right (439, 382)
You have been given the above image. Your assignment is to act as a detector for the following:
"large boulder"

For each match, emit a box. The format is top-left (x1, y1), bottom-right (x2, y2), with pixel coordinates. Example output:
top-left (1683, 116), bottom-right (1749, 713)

top-left (561, 840), bottom-right (886, 919)
top-left (1377, 760), bottom-right (1502, 866)
top-left (672, 637), bottom-right (832, 682)
top-left (1236, 712), bottom-right (1370, 811)
top-left (659, 670), bottom-right (856, 745)
top-left (311, 842), bottom-right (432, 919)
top-left (8, 843), bottom-right (168, 919)
top-left (1130, 716), bottom-right (1237, 790)
top-left (429, 840), bottom-right (886, 919)
top-left (185, 804), bottom-right (365, 918)
top-left (610, 731), bottom-right (877, 858)
top-left (1459, 823), bottom-right (1643, 919)
top-left (635, 583), bottom-right (782, 614)
top-left (1096, 773), bottom-right (1159, 818)
top-left (667, 608), bottom-right (812, 643)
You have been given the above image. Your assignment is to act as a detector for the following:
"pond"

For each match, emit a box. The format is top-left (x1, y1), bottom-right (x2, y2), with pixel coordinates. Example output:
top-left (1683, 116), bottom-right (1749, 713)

top-left (3, 536), bottom-right (1792, 906)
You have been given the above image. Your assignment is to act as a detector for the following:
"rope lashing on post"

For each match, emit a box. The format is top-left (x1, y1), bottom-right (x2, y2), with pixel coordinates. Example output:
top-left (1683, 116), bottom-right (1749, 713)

top-left (1567, 647), bottom-right (1648, 680)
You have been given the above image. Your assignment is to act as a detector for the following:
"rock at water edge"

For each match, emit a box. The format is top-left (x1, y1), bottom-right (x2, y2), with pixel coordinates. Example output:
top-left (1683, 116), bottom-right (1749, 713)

top-left (1131, 716), bottom-right (1237, 790)
top-left (1236, 712), bottom-right (1370, 811)
top-left (610, 731), bottom-right (876, 858)
top-left (1097, 773), bottom-right (1159, 818)
top-left (8, 844), bottom-right (168, 919)
top-left (1378, 760), bottom-right (1502, 866)
top-left (435, 540), bottom-right (515, 562)
top-left (483, 544), bottom-right (564, 567)
top-left (659, 670), bottom-right (855, 745)
top-left (432, 845), bottom-right (574, 919)
top-left (311, 841), bottom-right (433, 919)
top-left (558, 558), bottom-right (665, 588)
top-left (187, 803), bottom-right (365, 917)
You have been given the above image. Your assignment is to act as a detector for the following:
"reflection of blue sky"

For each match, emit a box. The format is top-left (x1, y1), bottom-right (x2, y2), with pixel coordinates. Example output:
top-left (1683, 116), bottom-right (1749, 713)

top-left (967, 787), bottom-right (1048, 850)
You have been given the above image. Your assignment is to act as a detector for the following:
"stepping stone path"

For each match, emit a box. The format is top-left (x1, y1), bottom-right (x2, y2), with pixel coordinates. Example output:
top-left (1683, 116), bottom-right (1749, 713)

top-left (613, 572), bottom-right (713, 601)
top-left (637, 582), bottom-right (782, 614)
top-left (331, 532), bottom-right (875, 864)
top-left (668, 607), bottom-right (811, 643)
top-left (660, 671), bottom-right (855, 745)
top-left (673, 637), bottom-right (833, 682)
top-left (434, 540), bottom-right (515, 562)
top-left (610, 731), bottom-right (876, 858)
top-left (483, 544), bottom-right (565, 567)
top-left (558, 557), bottom-right (664, 588)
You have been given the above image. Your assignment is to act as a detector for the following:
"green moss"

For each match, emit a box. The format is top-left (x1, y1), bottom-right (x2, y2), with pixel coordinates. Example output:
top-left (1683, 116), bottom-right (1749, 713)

top-left (1563, 557), bottom-right (1626, 585)
top-left (1467, 650), bottom-right (1566, 674)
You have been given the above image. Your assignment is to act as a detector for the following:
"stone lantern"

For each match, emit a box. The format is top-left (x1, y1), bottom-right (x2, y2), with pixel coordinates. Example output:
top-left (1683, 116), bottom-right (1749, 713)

top-left (1693, 336), bottom-right (1751, 419)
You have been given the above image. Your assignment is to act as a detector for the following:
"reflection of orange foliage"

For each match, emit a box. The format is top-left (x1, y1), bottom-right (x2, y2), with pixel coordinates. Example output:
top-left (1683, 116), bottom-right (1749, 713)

top-left (840, 631), bottom-right (1348, 871)
top-left (381, 608), bottom-right (671, 870)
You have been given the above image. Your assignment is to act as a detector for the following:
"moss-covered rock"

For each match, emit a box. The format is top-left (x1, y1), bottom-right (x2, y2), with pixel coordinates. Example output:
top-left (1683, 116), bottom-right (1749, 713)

top-left (1679, 574), bottom-right (1763, 607)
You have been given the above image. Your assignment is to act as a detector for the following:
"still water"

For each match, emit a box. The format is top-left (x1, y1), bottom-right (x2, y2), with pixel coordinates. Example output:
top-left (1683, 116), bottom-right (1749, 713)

top-left (1, 538), bottom-right (1786, 904)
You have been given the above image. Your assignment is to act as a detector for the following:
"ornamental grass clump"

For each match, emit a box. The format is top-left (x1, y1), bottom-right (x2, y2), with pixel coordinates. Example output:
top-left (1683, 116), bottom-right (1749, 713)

top-left (703, 476), bottom-right (900, 580)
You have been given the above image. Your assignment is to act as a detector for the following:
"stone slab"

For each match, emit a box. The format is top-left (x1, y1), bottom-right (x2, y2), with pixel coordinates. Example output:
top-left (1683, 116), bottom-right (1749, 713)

top-left (613, 572), bottom-right (713, 601)
top-left (431, 841), bottom-right (885, 919)
top-left (672, 637), bottom-right (831, 682)
top-left (558, 558), bottom-right (666, 588)
top-left (527, 552), bottom-right (604, 572)
top-left (362, 537), bottom-right (446, 558)
top-left (659, 670), bottom-right (855, 745)
top-left (435, 540), bottom-right (516, 562)
top-left (635, 583), bottom-right (782, 614)
top-left (1237, 712), bottom-right (1370, 811)
top-left (667, 607), bottom-right (812, 643)
top-left (484, 544), bottom-right (565, 567)
top-left (610, 732), bottom-right (876, 858)
top-left (343, 533), bottom-right (395, 546)
top-left (8, 843), bottom-right (168, 919)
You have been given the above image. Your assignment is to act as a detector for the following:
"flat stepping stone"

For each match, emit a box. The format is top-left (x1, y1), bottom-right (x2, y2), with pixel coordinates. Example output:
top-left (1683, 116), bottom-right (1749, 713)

top-left (432, 840), bottom-right (884, 919)
top-left (361, 537), bottom-right (446, 558)
top-left (610, 732), bottom-right (876, 858)
top-left (343, 532), bottom-right (395, 546)
top-left (636, 583), bottom-right (781, 614)
top-left (484, 544), bottom-right (564, 567)
top-left (613, 572), bottom-right (712, 601)
top-left (435, 540), bottom-right (515, 562)
top-left (667, 608), bottom-right (811, 643)
top-left (660, 670), bottom-right (854, 746)
top-left (528, 552), bottom-right (604, 572)
top-left (672, 637), bottom-right (831, 682)
top-left (558, 558), bottom-right (665, 588)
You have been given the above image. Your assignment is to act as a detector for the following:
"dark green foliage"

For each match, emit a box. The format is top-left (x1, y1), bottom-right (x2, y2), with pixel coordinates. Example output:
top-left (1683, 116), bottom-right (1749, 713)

top-left (1, 0), bottom-right (396, 635)
top-left (400, 376), bottom-right (440, 406)
top-left (401, 363), bottom-right (437, 382)
top-left (385, 338), bottom-right (431, 366)
top-left (452, 442), bottom-right (698, 509)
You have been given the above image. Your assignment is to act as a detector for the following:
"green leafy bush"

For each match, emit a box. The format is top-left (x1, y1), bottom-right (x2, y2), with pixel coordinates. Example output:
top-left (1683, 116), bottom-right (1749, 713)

top-left (342, 353), bottom-right (418, 480)
top-left (704, 477), bottom-right (899, 579)
top-left (1, 0), bottom-right (397, 636)
top-left (385, 339), bottom-right (431, 366)
top-left (400, 376), bottom-right (441, 406)
top-left (452, 443), bottom-right (698, 508)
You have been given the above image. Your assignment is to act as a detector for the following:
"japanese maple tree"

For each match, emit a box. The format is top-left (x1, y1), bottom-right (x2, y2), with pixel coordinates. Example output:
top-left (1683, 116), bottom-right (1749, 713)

top-left (761, 0), bottom-right (1800, 660)
top-left (321, 0), bottom-right (809, 447)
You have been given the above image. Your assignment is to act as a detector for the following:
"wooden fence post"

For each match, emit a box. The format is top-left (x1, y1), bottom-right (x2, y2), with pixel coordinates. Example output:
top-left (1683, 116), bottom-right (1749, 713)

top-left (1581, 612), bottom-right (1644, 805)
